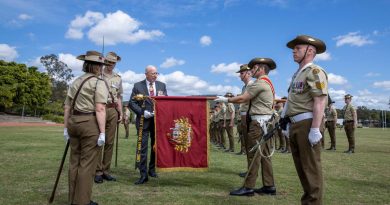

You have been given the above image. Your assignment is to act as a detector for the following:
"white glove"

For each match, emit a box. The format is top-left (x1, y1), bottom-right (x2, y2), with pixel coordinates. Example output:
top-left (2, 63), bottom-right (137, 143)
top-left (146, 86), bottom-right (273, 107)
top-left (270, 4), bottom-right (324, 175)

top-left (282, 123), bottom-right (290, 139)
top-left (63, 128), bottom-right (69, 142)
top-left (308, 128), bottom-right (322, 146)
top-left (97, 133), bottom-right (105, 146)
top-left (214, 96), bottom-right (228, 103)
top-left (144, 110), bottom-right (154, 119)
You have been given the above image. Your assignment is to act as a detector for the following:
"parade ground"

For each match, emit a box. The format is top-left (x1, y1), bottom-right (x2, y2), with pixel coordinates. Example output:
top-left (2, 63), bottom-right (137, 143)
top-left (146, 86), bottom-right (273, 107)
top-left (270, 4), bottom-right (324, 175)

top-left (0, 124), bottom-right (389, 205)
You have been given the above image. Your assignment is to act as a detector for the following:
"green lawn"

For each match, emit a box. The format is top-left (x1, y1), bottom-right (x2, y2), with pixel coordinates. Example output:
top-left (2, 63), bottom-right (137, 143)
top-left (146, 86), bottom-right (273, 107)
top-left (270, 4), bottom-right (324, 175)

top-left (0, 125), bottom-right (389, 205)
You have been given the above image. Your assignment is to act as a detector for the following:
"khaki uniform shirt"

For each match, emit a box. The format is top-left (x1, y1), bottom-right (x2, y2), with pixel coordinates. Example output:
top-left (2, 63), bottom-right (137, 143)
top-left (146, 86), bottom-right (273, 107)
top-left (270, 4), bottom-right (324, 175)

top-left (326, 106), bottom-right (337, 121)
top-left (213, 110), bottom-right (220, 122)
top-left (239, 81), bottom-right (253, 113)
top-left (246, 75), bottom-right (274, 115)
top-left (343, 103), bottom-right (355, 121)
top-left (217, 104), bottom-right (226, 121)
top-left (103, 72), bottom-right (123, 103)
top-left (225, 103), bottom-right (235, 120)
top-left (286, 63), bottom-right (328, 117)
top-left (64, 73), bottom-right (108, 112)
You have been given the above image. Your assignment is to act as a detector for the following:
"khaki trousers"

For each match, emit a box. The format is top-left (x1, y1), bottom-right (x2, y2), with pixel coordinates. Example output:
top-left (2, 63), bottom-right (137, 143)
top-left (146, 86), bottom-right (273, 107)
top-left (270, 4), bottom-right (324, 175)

top-left (277, 128), bottom-right (285, 149)
top-left (225, 119), bottom-right (234, 151)
top-left (96, 107), bottom-right (118, 176)
top-left (240, 115), bottom-right (249, 164)
top-left (290, 119), bottom-right (323, 205)
top-left (237, 120), bottom-right (245, 153)
top-left (68, 115), bottom-right (100, 205)
top-left (244, 120), bottom-right (274, 188)
top-left (326, 121), bottom-right (336, 147)
top-left (344, 122), bottom-right (355, 150)
top-left (213, 121), bottom-right (220, 144)
top-left (124, 121), bottom-right (130, 139)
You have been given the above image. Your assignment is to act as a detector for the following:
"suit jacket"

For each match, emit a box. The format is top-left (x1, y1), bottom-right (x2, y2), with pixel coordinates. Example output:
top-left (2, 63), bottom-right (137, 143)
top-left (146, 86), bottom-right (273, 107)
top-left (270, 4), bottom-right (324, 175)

top-left (128, 79), bottom-right (167, 129)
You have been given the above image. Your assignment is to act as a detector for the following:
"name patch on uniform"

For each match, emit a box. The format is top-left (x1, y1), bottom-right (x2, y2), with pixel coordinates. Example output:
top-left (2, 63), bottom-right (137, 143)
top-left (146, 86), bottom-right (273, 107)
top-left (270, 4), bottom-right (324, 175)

top-left (312, 68), bottom-right (320, 75)
top-left (316, 81), bottom-right (325, 89)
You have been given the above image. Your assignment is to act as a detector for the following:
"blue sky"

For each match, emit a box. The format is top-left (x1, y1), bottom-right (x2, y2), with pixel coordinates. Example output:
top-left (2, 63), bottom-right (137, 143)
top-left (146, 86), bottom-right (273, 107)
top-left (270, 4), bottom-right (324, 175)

top-left (1, 0), bottom-right (389, 110)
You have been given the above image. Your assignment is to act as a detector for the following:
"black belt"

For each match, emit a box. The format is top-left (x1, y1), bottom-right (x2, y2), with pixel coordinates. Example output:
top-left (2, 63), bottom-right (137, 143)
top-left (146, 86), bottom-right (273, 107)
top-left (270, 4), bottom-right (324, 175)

top-left (345, 120), bottom-right (354, 123)
top-left (73, 110), bottom-right (96, 116)
top-left (327, 120), bottom-right (334, 122)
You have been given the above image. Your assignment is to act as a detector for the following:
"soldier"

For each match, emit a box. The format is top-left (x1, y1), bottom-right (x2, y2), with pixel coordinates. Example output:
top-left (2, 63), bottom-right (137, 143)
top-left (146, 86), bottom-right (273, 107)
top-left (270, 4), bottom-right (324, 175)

top-left (123, 105), bottom-right (131, 139)
top-left (224, 92), bottom-right (236, 152)
top-left (63, 50), bottom-right (108, 205)
top-left (217, 102), bottom-right (227, 149)
top-left (274, 99), bottom-right (286, 152)
top-left (325, 99), bottom-right (337, 150)
top-left (342, 94), bottom-right (357, 153)
top-left (216, 57), bottom-right (277, 196)
top-left (282, 34), bottom-right (328, 204)
top-left (236, 64), bottom-right (252, 175)
top-left (213, 103), bottom-right (222, 146)
top-left (95, 52), bottom-right (123, 183)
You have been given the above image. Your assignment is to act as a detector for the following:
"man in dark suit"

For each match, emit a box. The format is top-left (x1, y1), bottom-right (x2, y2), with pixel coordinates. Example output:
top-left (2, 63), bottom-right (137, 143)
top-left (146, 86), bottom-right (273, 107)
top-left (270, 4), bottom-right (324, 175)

top-left (128, 65), bottom-right (168, 185)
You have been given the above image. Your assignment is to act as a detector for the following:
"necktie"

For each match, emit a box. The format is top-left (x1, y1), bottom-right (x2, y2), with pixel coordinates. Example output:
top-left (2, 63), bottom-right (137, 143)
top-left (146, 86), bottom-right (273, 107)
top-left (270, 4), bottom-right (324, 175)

top-left (149, 82), bottom-right (154, 96)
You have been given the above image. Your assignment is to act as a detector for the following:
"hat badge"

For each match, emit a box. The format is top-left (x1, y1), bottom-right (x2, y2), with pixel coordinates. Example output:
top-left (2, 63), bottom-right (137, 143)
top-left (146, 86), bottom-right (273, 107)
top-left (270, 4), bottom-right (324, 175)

top-left (308, 37), bottom-right (315, 42)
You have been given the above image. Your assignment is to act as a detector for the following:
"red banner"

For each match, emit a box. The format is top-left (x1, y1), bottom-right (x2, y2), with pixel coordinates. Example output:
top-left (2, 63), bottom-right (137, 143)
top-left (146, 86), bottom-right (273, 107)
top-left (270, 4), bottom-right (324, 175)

top-left (154, 96), bottom-right (209, 171)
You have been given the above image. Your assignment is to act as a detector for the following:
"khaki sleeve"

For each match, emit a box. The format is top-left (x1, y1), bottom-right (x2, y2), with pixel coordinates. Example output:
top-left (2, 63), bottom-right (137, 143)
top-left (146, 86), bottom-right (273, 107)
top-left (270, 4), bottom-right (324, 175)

top-left (95, 80), bottom-right (109, 104)
top-left (307, 68), bottom-right (328, 97)
top-left (64, 96), bottom-right (71, 106)
top-left (118, 78), bottom-right (123, 95)
top-left (229, 103), bottom-right (235, 112)
top-left (246, 81), bottom-right (262, 98)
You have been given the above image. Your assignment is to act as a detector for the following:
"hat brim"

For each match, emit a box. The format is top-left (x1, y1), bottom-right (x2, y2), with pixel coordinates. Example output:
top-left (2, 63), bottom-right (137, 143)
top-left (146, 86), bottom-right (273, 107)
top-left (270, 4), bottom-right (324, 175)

top-left (287, 39), bottom-right (326, 54)
top-left (248, 60), bottom-right (276, 70)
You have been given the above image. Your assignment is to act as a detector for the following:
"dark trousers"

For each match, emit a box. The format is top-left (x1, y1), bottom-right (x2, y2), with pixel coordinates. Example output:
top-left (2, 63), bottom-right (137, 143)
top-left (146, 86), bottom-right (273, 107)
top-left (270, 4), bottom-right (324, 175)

top-left (137, 119), bottom-right (156, 177)
top-left (225, 119), bottom-right (234, 151)
top-left (326, 121), bottom-right (336, 147)
top-left (344, 122), bottom-right (355, 150)
top-left (244, 120), bottom-right (274, 188)
top-left (96, 108), bottom-right (117, 176)
top-left (68, 115), bottom-right (100, 205)
top-left (290, 119), bottom-right (323, 205)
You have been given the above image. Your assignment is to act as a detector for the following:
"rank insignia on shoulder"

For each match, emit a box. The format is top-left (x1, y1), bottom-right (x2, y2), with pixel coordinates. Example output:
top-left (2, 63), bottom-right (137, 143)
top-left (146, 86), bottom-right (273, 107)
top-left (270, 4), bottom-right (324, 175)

top-left (312, 68), bottom-right (320, 75)
top-left (316, 81), bottom-right (325, 89)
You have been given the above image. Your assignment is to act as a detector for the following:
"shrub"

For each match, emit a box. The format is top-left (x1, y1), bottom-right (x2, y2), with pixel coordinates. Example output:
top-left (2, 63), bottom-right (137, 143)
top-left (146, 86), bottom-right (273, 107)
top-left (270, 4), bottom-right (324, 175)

top-left (42, 114), bottom-right (64, 123)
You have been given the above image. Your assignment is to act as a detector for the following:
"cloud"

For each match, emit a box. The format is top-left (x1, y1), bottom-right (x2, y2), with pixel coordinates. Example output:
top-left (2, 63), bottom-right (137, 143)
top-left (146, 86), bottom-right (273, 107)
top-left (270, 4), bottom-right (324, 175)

top-left (0, 44), bottom-right (18, 61)
top-left (200, 35), bottom-right (212, 46)
top-left (329, 87), bottom-right (389, 110)
top-left (365, 72), bottom-right (381, 77)
top-left (334, 32), bottom-right (374, 47)
top-left (66, 10), bottom-right (164, 45)
top-left (358, 89), bottom-right (372, 95)
top-left (373, 81), bottom-right (390, 90)
top-left (314, 52), bottom-right (331, 61)
top-left (118, 70), bottom-right (241, 100)
top-left (18, 14), bottom-right (33, 20)
top-left (160, 57), bottom-right (185, 68)
top-left (210, 62), bottom-right (240, 77)
top-left (328, 73), bottom-right (348, 85)
top-left (58, 53), bottom-right (84, 72)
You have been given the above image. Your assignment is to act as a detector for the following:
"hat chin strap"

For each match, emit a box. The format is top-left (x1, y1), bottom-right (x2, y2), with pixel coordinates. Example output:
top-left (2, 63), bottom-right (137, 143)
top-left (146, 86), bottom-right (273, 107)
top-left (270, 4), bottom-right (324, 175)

top-left (251, 67), bottom-right (260, 78)
top-left (298, 45), bottom-right (310, 64)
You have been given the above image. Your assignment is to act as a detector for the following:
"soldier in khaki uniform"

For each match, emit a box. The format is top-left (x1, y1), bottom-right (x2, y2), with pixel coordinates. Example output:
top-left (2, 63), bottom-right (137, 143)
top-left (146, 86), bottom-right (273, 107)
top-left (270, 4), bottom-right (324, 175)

top-left (325, 99), bottom-right (337, 150)
top-left (123, 105), bottom-right (131, 139)
top-left (217, 102), bottom-right (227, 149)
top-left (63, 50), bottom-right (108, 205)
top-left (95, 52), bottom-right (123, 183)
top-left (274, 99), bottom-right (286, 151)
top-left (216, 57), bottom-right (277, 196)
top-left (213, 104), bottom-right (221, 146)
top-left (224, 92), bottom-right (236, 152)
top-left (342, 94), bottom-right (357, 153)
top-left (282, 35), bottom-right (328, 205)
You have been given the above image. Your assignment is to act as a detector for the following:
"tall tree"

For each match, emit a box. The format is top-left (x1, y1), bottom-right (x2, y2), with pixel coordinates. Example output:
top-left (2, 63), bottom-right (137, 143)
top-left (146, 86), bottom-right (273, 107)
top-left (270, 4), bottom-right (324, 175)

top-left (40, 54), bottom-right (74, 102)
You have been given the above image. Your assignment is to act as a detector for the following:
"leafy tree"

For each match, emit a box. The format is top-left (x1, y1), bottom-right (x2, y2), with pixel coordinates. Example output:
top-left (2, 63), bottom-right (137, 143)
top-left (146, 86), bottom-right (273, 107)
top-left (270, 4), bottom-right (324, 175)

top-left (40, 54), bottom-right (74, 102)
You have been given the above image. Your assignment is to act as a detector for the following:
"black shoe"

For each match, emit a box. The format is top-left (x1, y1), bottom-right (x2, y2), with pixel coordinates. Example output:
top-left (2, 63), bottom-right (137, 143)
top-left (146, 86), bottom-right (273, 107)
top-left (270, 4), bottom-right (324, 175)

top-left (254, 186), bottom-right (276, 195)
top-left (344, 149), bottom-right (354, 154)
top-left (236, 151), bottom-right (244, 155)
top-left (229, 187), bottom-right (254, 196)
top-left (102, 174), bottom-right (116, 181)
top-left (89, 201), bottom-right (99, 205)
top-left (326, 147), bottom-right (336, 151)
top-left (148, 171), bottom-right (158, 178)
top-left (134, 176), bottom-right (148, 185)
top-left (94, 175), bottom-right (103, 184)
top-left (280, 148), bottom-right (287, 153)
top-left (344, 149), bottom-right (351, 153)
top-left (238, 171), bottom-right (247, 178)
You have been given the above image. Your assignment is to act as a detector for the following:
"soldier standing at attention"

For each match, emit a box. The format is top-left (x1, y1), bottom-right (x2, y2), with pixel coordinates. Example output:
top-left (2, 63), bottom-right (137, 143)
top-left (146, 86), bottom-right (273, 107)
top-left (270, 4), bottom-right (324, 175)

top-left (274, 99), bottom-right (286, 151)
top-left (342, 94), bottom-right (357, 153)
top-left (95, 52), bottom-right (123, 183)
top-left (123, 105), bottom-right (131, 139)
top-left (325, 99), bottom-right (337, 150)
top-left (213, 103), bottom-right (222, 146)
top-left (216, 57), bottom-right (277, 196)
top-left (224, 92), bottom-right (236, 152)
top-left (63, 50), bottom-right (108, 205)
top-left (217, 102), bottom-right (227, 150)
top-left (282, 35), bottom-right (328, 205)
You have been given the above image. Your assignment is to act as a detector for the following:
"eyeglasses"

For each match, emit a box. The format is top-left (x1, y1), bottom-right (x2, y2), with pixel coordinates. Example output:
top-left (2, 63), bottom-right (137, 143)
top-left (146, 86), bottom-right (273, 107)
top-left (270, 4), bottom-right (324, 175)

top-left (147, 72), bottom-right (159, 76)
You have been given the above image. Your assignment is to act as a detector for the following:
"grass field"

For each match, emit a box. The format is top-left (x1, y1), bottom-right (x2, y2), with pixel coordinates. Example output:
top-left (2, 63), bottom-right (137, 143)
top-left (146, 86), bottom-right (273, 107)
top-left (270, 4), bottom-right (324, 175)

top-left (0, 125), bottom-right (389, 205)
